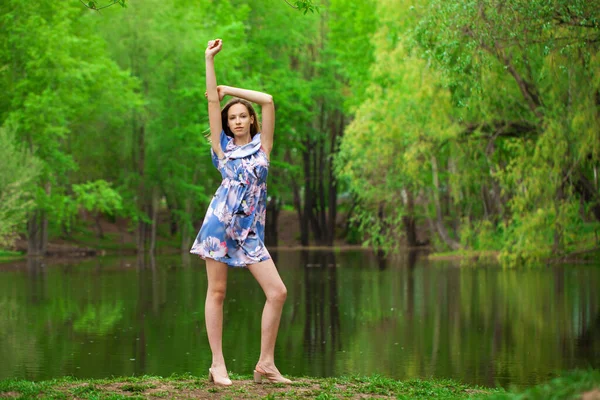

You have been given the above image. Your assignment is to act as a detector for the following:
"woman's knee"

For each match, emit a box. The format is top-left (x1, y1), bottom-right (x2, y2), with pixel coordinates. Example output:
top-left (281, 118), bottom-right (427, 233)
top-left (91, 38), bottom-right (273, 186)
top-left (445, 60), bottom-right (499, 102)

top-left (207, 286), bottom-right (227, 303)
top-left (267, 284), bottom-right (287, 304)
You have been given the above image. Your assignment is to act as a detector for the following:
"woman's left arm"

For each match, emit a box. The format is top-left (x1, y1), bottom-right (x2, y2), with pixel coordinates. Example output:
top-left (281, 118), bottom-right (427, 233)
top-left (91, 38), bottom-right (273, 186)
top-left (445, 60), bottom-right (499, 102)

top-left (221, 86), bottom-right (275, 157)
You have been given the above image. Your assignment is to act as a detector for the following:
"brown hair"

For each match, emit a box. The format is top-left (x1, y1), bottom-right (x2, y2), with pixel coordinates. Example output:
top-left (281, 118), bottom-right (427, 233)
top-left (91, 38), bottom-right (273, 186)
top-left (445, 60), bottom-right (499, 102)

top-left (221, 98), bottom-right (261, 139)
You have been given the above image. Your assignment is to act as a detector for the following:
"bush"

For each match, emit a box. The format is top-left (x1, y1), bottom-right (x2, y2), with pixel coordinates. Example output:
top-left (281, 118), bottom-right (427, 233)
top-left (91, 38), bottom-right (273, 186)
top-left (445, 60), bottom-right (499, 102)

top-left (0, 128), bottom-right (41, 248)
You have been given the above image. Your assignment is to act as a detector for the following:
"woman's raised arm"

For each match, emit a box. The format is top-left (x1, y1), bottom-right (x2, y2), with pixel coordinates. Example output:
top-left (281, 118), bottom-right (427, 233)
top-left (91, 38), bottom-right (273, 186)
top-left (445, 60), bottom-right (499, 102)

top-left (205, 39), bottom-right (224, 159)
top-left (219, 86), bottom-right (275, 157)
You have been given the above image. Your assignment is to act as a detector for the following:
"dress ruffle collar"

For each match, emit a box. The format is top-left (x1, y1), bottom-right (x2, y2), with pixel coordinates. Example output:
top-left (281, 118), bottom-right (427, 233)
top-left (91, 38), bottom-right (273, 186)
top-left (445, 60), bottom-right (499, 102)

top-left (222, 131), bottom-right (262, 160)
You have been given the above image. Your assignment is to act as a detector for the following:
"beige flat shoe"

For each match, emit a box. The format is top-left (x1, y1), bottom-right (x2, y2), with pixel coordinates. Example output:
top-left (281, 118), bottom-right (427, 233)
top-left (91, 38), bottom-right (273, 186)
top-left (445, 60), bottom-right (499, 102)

top-left (208, 367), bottom-right (233, 387)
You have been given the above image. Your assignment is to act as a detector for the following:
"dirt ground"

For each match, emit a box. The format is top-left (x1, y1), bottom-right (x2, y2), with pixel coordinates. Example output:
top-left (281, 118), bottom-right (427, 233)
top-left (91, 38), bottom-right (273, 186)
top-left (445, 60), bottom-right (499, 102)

top-left (0, 378), bottom-right (402, 399)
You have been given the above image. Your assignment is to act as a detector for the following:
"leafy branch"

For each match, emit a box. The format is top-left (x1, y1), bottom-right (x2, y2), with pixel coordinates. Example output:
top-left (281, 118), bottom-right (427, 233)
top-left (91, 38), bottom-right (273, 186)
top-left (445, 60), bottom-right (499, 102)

top-left (80, 0), bottom-right (319, 13)
top-left (79, 0), bottom-right (126, 11)
top-left (283, 0), bottom-right (320, 14)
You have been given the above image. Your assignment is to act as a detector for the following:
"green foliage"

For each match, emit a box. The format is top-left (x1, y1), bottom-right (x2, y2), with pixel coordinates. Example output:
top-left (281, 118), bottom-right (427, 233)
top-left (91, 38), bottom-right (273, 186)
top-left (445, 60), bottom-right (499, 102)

top-left (459, 219), bottom-right (503, 252)
top-left (73, 180), bottom-right (124, 219)
top-left (2, 0), bottom-right (597, 261)
top-left (0, 0), bottom-right (140, 249)
top-left (0, 128), bottom-right (41, 248)
top-left (1, 0), bottom-right (374, 252)
top-left (337, 0), bottom-right (600, 264)
top-left (72, 301), bottom-right (124, 335)
top-left (483, 370), bottom-right (600, 400)
top-left (336, 0), bottom-right (457, 253)
top-left (289, 0), bottom-right (320, 14)
top-left (0, 250), bottom-right (23, 258)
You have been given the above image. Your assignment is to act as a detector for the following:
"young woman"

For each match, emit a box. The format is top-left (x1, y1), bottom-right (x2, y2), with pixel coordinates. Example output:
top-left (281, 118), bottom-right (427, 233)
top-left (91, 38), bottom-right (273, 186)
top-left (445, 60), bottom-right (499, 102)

top-left (190, 39), bottom-right (291, 387)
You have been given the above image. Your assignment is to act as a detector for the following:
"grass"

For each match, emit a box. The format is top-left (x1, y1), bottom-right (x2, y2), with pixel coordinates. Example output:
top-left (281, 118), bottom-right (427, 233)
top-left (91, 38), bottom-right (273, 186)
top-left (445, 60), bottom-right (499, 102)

top-left (65, 230), bottom-right (137, 252)
top-left (429, 246), bottom-right (600, 265)
top-left (0, 250), bottom-right (25, 262)
top-left (482, 369), bottom-right (600, 400)
top-left (428, 249), bottom-right (500, 262)
top-left (0, 370), bottom-right (598, 399)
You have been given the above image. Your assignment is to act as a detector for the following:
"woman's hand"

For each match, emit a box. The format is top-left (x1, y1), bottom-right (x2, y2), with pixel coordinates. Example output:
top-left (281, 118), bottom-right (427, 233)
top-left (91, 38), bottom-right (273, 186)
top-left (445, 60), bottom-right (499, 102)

top-left (205, 85), bottom-right (227, 101)
top-left (205, 39), bottom-right (223, 59)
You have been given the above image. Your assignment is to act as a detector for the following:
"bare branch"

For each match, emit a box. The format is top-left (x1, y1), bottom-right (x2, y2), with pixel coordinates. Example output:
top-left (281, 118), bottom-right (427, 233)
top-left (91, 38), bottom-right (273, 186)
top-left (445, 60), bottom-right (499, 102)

top-left (463, 26), bottom-right (544, 119)
top-left (553, 14), bottom-right (600, 29)
top-left (283, 0), bottom-right (298, 9)
top-left (460, 120), bottom-right (539, 140)
top-left (79, 0), bottom-right (124, 11)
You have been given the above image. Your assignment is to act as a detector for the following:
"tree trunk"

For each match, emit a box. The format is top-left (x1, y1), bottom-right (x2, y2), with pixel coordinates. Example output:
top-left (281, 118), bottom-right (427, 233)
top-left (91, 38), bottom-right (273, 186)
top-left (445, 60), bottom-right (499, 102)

top-left (290, 173), bottom-right (305, 245)
top-left (27, 209), bottom-right (47, 256)
top-left (94, 214), bottom-right (105, 239)
top-left (136, 123), bottom-right (149, 259)
top-left (375, 202), bottom-right (387, 249)
top-left (553, 181), bottom-right (565, 255)
top-left (265, 196), bottom-right (280, 247)
top-left (326, 111), bottom-right (342, 246)
top-left (447, 156), bottom-right (460, 236)
top-left (326, 172), bottom-right (337, 245)
top-left (301, 139), bottom-right (313, 246)
top-left (149, 187), bottom-right (159, 256)
top-left (342, 195), bottom-right (357, 239)
top-left (27, 182), bottom-right (50, 256)
top-left (310, 138), bottom-right (324, 243)
top-left (431, 155), bottom-right (461, 250)
top-left (181, 196), bottom-right (193, 255)
top-left (403, 189), bottom-right (417, 247)
top-left (485, 140), bottom-right (505, 224)
top-left (317, 137), bottom-right (328, 244)
top-left (165, 192), bottom-right (178, 237)
top-left (574, 170), bottom-right (600, 221)
top-left (181, 169), bottom-right (199, 254)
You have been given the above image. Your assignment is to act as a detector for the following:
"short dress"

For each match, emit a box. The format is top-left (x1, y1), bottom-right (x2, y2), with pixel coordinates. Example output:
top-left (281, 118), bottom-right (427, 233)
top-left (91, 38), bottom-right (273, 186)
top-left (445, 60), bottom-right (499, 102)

top-left (190, 130), bottom-right (271, 267)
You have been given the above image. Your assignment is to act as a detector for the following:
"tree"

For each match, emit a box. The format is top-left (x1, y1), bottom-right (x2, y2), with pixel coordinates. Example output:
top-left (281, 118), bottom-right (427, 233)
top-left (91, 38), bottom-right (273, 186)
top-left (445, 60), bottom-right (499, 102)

top-left (415, 0), bottom-right (600, 263)
top-left (0, 1), bottom-right (138, 255)
top-left (338, 0), bottom-right (600, 264)
top-left (73, 180), bottom-right (123, 239)
top-left (242, 0), bottom-right (377, 246)
top-left (0, 128), bottom-right (41, 248)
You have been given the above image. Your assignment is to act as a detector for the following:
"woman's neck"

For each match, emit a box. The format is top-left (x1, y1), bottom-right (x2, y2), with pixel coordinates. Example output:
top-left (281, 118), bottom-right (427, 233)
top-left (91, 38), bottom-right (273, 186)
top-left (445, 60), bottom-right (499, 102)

top-left (233, 134), bottom-right (251, 146)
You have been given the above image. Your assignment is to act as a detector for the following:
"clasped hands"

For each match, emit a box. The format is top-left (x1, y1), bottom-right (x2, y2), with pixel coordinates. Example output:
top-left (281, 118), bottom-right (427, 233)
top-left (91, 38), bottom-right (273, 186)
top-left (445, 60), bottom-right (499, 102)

top-left (205, 39), bottom-right (226, 101)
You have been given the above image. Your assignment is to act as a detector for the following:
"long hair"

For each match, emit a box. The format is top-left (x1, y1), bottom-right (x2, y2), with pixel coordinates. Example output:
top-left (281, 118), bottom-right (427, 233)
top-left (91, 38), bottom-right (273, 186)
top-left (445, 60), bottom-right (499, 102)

top-left (221, 98), bottom-right (261, 139)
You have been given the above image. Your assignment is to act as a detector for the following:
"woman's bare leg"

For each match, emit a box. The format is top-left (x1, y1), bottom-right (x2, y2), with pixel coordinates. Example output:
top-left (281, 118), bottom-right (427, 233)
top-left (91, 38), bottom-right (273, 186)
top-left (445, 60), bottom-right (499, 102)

top-left (205, 258), bottom-right (232, 385)
top-left (247, 258), bottom-right (290, 382)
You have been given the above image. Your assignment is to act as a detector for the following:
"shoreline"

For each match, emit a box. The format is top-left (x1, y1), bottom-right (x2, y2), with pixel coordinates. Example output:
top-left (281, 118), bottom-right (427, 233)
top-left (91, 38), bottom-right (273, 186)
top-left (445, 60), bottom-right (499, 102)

top-left (2, 242), bottom-right (598, 266)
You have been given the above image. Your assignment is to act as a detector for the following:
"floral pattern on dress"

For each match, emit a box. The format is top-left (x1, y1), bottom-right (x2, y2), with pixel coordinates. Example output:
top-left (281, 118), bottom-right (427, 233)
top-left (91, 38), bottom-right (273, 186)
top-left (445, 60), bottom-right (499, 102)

top-left (190, 130), bottom-right (271, 268)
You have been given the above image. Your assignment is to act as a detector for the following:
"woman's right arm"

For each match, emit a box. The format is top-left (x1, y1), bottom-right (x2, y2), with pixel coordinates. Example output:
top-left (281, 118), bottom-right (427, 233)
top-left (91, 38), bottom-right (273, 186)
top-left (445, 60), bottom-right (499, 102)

top-left (205, 39), bottom-right (224, 159)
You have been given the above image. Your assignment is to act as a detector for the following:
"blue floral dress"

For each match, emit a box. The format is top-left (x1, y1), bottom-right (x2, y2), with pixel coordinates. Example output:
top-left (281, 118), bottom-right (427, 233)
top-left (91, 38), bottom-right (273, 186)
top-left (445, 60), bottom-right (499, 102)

top-left (190, 130), bottom-right (271, 267)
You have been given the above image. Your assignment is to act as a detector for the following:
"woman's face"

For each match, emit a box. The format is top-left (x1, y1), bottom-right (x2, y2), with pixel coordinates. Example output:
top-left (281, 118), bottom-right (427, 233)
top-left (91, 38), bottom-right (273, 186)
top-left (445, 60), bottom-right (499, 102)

top-left (227, 103), bottom-right (254, 138)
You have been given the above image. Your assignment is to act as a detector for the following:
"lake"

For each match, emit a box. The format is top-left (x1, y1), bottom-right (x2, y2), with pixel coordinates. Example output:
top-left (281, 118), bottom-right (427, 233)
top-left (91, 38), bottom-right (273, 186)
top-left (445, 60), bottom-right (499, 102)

top-left (0, 249), bottom-right (598, 389)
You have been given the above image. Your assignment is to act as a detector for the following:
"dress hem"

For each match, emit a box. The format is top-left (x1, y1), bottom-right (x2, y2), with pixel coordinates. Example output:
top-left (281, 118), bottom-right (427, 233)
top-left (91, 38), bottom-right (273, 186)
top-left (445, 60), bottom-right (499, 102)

top-left (190, 251), bottom-right (271, 268)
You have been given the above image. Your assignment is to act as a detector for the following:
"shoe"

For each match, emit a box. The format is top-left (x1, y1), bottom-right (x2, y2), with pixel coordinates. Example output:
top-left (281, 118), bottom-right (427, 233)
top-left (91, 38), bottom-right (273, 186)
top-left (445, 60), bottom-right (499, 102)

top-left (208, 367), bottom-right (232, 386)
top-left (253, 366), bottom-right (292, 384)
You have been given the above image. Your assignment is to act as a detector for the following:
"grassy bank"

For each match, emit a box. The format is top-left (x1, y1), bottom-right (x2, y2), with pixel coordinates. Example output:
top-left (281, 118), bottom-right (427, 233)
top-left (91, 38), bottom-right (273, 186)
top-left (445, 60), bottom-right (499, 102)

top-left (428, 250), bottom-right (500, 263)
top-left (1, 370), bottom-right (599, 399)
top-left (0, 250), bottom-right (25, 263)
top-left (428, 247), bottom-right (600, 265)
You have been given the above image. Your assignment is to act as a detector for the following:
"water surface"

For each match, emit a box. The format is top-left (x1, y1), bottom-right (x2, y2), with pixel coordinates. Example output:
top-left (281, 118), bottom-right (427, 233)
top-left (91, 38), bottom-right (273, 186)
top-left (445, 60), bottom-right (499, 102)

top-left (0, 250), bottom-right (598, 388)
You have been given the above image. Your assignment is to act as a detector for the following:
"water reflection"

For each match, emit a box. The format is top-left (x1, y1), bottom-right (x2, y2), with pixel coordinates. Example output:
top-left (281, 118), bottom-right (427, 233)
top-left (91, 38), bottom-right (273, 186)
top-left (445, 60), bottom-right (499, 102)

top-left (0, 250), bottom-right (598, 389)
top-left (300, 250), bottom-right (341, 377)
